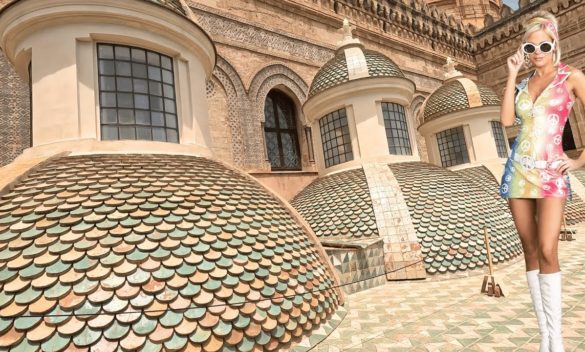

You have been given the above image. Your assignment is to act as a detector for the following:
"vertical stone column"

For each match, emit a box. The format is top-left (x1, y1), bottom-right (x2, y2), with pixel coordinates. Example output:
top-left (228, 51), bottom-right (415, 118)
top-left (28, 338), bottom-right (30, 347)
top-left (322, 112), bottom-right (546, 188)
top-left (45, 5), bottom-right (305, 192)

top-left (362, 163), bottom-right (426, 280)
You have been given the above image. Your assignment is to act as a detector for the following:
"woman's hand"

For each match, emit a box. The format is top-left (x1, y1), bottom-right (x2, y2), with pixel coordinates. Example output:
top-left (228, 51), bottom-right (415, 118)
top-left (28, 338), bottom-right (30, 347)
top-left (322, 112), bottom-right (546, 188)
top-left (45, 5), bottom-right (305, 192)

top-left (555, 153), bottom-right (582, 175)
top-left (507, 47), bottom-right (525, 75)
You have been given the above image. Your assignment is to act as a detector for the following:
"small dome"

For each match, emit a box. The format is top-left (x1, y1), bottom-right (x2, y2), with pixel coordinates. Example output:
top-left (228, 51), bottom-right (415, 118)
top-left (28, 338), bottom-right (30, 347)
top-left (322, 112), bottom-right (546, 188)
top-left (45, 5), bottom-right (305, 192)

top-left (0, 154), bottom-right (343, 351)
top-left (423, 77), bottom-right (500, 123)
top-left (291, 168), bottom-right (378, 239)
top-left (308, 48), bottom-right (405, 97)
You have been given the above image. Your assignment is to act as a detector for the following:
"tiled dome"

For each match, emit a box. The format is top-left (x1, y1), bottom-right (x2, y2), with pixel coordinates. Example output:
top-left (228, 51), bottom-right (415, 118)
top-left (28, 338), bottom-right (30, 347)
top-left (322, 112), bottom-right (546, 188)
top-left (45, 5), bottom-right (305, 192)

top-left (291, 168), bottom-right (378, 240)
top-left (308, 48), bottom-right (405, 97)
top-left (0, 154), bottom-right (343, 351)
top-left (389, 162), bottom-right (523, 275)
top-left (423, 78), bottom-right (501, 123)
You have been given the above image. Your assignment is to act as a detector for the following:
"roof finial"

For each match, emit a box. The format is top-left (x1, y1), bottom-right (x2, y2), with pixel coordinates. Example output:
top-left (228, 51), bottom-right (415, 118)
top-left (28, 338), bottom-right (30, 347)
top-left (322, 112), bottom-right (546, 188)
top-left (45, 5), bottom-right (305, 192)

top-left (337, 18), bottom-right (361, 47)
top-left (443, 57), bottom-right (463, 80)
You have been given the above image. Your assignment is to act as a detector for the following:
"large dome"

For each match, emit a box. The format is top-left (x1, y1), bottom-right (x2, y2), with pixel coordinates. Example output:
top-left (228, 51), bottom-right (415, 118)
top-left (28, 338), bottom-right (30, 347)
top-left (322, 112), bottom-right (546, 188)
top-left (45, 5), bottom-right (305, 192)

top-left (0, 154), bottom-right (343, 351)
top-left (309, 48), bottom-right (405, 97)
top-left (422, 77), bottom-right (500, 123)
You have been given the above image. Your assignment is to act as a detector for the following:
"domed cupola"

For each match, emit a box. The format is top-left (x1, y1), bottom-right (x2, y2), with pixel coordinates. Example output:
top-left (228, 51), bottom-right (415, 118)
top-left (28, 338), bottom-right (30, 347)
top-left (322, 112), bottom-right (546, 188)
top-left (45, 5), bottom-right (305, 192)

top-left (419, 58), bottom-right (508, 172)
top-left (303, 19), bottom-right (417, 175)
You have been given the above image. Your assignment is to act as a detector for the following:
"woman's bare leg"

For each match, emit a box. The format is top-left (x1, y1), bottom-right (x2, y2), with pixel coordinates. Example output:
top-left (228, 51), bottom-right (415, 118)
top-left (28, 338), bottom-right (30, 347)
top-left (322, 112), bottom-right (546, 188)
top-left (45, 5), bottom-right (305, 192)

top-left (536, 197), bottom-right (565, 273)
top-left (508, 198), bottom-right (539, 270)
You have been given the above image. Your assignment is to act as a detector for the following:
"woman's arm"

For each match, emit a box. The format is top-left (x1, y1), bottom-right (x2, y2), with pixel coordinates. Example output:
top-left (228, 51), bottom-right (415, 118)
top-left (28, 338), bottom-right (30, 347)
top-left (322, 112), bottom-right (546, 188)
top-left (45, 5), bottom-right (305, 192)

top-left (501, 48), bottom-right (525, 127)
top-left (556, 67), bottom-right (585, 173)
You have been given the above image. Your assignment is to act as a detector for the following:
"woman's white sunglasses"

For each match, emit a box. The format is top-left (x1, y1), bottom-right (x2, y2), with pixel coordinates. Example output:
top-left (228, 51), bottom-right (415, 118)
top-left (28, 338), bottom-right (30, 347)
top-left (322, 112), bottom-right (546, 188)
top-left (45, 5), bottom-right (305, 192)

top-left (522, 41), bottom-right (555, 54)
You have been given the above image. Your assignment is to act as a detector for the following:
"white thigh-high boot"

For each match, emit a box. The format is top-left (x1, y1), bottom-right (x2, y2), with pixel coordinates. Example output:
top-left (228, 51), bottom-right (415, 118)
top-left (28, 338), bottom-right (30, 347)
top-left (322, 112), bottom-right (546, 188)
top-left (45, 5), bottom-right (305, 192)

top-left (526, 270), bottom-right (549, 352)
top-left (539, 272), bottom-right (565, 352)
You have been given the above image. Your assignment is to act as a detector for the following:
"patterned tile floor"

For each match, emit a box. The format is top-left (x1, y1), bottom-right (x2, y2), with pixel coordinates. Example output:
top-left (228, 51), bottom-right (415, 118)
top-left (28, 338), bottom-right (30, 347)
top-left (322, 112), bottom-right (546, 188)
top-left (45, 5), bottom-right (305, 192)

top-left (315, 224), bottom-right (585, 352)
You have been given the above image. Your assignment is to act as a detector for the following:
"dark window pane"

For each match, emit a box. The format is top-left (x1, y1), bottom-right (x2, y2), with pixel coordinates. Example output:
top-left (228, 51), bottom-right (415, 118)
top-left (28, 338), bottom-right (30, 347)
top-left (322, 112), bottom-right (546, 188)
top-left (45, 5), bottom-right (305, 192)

top-left (136, 127), bottom-right (152, 140)
top-left (151, 112), bottom-right (164, 126)
top-left (164, 99), bottom-right (175, 114)
top-left (264, 96), bottom-right (275, 128)
top-left (149, 82), bottom-right (162, 96)
top-left (148, 66), bottom-right (161, 81)
top-left (134, 94), bottom-right (149, 110)
top-left (101, 92), bottom-right (116, 107)
top-left (162, 69), bottom-right (173, 84)
top-left (118, 109), bottom-right (134, 125)
top-left (100, 77), bottom-right (116, 91)
top-left (153, 128), bottom-right (166, 141)
top-left (117, 93), bottom-right (133, 108)
top-left (98, 45), bottom-right (114, 59)
top-left (116, 77), bottom-right (132, 92)
top-left (132, 63), bottom-right (147, 78)
top-left (161, 56), bottom-right (172, 70)
top-left (147, 52), bottom-right (160, 66)
top-left (131, 48), bottom-right (146, 63)
top-left (437, 126), bottom-right (469, 167)
top-left (119, 126), bottom-right (136, 140)
top-left (136, 110), bottom-right (150, 125)
top-left (150, 97), bottom-right (163, 111)
top-left (133, 79), bottom-right (148, 94)
top-left (166, 129), bottom-right (178, 143)
top-left (99, 60), bottom-right (115, 75)
top-left (101, 126), bottom-right (118, 140)
top-left (116, 62), bottom-right (131, 76)
top-left (165, 114), bottom-right (177, 129)
top-left (163, 84), bottom-right (174, 99)
top-left (263, 91), bottom-right (301, 170)
top-left (101, 109), bottom-right (117, 124)
top-left (115, 46), bottom-right (130, 60)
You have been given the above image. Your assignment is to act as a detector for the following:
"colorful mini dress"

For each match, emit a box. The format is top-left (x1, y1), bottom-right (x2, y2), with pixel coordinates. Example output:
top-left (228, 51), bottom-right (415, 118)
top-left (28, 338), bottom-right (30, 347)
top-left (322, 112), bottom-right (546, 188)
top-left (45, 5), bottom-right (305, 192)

top-left (499, 62), bottom-right (573, 200)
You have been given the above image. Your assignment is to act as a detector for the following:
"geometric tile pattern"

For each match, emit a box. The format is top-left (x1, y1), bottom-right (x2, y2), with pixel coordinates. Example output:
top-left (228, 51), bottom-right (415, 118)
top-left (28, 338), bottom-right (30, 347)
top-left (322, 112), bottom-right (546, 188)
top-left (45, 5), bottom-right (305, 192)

top-left (308, 52), bottom-right (349, 97)
top-left (309, 47), bottom-right (405, 97)
top-left (0, 154), bottom-right (343, 351)
top-left (363, 163), bottom-right (425, 281)
top-left (389, 162), bottom-right (523, 275)
top-left (291, 168), bottom-right (379, 240)
top-left (315, 224), bottom-right (585, 352)
top-left (325, 240), bottom-right (386, 295)
top-left (363, 50), bottom-right (405, 79)
top-left (423, 78), bottom-right (501, 123)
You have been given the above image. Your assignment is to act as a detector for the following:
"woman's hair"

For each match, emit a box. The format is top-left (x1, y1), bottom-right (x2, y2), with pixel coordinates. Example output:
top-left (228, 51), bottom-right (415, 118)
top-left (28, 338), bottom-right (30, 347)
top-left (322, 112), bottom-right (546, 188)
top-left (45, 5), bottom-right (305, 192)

top-left (523, 11), bottom-right (561, 65)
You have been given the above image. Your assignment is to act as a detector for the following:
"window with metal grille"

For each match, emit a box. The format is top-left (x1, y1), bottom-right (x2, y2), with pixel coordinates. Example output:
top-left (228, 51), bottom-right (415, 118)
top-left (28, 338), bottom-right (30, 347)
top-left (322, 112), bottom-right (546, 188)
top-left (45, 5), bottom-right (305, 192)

top-left (437, 126), bottom-right (469, 167)
top-left (490, 121), bottom-right (508, 158)
top-left (382, 102), bottom-right (412, 155)
top-left (97, 43), bottom-right (179, 142)
top-left (319, 109), bottom-right (353, 168)
top-left (263, 90), bottom-right (301, 170)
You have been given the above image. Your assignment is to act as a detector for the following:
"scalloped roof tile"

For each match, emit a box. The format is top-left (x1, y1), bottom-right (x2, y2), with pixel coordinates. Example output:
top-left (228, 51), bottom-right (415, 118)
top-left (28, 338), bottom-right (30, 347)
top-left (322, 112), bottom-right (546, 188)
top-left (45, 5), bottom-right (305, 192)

top-left (0, 154), bottom-right (343, 351)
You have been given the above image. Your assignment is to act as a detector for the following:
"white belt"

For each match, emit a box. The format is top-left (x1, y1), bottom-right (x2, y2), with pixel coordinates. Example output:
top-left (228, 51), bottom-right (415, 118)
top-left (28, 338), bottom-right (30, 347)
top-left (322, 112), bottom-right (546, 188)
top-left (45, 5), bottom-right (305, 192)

top-left (512, 153), bottom-right (560, 170)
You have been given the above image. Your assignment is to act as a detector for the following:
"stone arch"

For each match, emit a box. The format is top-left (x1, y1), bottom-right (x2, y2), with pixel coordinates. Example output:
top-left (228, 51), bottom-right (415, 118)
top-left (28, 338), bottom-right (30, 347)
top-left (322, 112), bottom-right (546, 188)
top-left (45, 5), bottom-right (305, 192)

top-left (211, 56), bottom-right (248, 167)
top-left (410, 94), bottom-right (428, 162)
top-left (247, 64), bottom-right (311, 168)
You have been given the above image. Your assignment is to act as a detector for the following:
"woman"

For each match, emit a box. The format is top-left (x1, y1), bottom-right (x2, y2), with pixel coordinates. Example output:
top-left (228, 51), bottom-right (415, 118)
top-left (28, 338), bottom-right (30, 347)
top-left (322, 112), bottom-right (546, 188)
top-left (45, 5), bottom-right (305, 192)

top-left (499, 11), bottom-right (585, 352)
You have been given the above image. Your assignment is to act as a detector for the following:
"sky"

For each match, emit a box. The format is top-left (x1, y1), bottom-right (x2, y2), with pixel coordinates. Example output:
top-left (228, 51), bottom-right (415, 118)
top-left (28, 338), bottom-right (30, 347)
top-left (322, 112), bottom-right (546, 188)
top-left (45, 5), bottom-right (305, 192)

top-left (503, 0), bottom-right (519, 10)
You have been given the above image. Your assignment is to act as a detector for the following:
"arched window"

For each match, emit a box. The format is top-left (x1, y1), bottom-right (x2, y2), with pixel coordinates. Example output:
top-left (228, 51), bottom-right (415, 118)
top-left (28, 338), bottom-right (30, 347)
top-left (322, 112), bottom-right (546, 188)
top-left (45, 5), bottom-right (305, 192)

top-left (97, 43), bottom-right (179, 143)
top-left (436, 126), bottom-right (469, 167)
top-left (264, 90), bottom-right (301, 170)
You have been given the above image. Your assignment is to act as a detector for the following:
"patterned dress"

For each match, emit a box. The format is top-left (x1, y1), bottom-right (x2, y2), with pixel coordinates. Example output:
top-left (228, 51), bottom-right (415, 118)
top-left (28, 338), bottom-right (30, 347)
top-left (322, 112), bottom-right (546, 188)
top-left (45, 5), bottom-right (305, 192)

top-left (499, 62), bottom-right (573, 200)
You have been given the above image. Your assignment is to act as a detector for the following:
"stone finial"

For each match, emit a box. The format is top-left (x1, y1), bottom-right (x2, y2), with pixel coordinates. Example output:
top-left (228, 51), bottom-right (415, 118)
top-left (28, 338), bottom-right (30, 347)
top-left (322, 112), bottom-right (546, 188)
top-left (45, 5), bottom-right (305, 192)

top-left (337, 18), bottom-right (361, 47)
top-left (443, 57), bottom-right (463, 80)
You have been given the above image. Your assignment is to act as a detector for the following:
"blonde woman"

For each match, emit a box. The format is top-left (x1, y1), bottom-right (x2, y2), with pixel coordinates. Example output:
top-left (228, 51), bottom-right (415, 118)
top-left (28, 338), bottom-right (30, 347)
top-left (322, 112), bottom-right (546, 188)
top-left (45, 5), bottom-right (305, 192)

top-left (499, 11), bottom-right (585, 352)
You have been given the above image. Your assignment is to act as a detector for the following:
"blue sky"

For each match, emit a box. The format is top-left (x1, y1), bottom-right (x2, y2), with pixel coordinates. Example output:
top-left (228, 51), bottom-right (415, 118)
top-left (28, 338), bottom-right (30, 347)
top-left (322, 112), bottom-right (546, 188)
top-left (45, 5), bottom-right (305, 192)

top-left (503, 0), bottom-right (519, 10)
